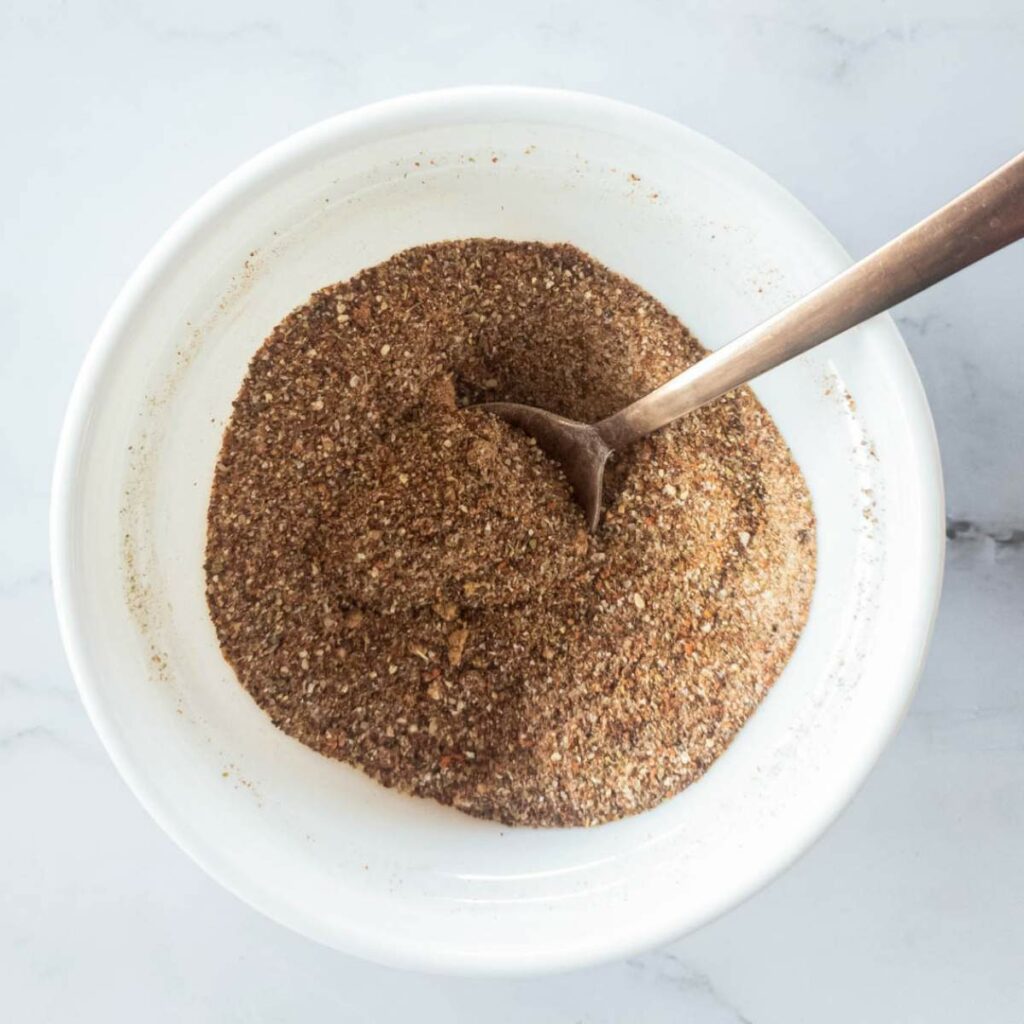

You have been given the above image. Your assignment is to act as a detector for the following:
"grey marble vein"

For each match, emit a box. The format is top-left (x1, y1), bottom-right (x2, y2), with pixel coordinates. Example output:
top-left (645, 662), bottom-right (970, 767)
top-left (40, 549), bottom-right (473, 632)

top-left (626, 952), bottom-right (754, 1023)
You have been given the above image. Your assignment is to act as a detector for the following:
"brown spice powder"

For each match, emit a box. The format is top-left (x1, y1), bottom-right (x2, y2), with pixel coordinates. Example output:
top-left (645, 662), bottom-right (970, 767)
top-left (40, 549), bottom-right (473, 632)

top-left (205, 239), bottom-right (816, 827)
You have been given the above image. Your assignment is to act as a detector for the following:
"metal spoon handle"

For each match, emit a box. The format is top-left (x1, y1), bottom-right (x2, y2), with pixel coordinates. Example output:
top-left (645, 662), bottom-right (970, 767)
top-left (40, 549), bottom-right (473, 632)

top-left (597, 150), bottom-right (1024, 449)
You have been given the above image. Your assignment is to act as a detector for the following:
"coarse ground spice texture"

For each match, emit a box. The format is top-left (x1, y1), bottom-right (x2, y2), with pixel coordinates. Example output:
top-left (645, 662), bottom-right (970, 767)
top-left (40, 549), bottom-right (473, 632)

top-left (205, 239), bottom-right (816, 827)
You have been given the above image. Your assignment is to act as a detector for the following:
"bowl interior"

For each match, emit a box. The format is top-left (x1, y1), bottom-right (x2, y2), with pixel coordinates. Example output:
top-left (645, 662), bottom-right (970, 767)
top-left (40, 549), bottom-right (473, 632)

top-left (53, 91), bottom-right (943, 973)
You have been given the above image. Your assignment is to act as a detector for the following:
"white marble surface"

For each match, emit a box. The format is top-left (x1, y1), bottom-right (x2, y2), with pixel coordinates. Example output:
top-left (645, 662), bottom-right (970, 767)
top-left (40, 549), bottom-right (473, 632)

top-left (2, 1), bottom-right (1023, 1020)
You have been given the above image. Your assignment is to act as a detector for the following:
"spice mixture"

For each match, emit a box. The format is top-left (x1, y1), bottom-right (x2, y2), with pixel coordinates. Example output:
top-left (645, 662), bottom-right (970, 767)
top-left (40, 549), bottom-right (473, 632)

top-left (205, 239), bottom-right (815, 827)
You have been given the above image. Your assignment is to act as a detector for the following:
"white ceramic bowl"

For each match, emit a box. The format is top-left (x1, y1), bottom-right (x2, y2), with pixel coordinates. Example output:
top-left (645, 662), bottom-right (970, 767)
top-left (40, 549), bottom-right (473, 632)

top-left (52, 87), bottom-right (944, 975)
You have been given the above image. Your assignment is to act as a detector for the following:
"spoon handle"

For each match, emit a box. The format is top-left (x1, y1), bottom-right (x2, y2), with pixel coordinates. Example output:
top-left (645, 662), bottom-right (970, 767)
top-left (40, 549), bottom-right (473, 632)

top-left (597, 150), bottom-right (1024, 449)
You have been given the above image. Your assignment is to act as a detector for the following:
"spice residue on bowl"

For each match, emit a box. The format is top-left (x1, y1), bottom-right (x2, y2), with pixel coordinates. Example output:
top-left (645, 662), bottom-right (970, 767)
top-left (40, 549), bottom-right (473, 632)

top-left (205, 239), bottom-right (815, 827)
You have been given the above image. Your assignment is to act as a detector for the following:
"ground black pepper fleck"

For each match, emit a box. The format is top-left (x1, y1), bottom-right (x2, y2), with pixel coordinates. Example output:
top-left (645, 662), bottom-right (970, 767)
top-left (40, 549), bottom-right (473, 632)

top-left (205, 239), bottom-right (816, 827)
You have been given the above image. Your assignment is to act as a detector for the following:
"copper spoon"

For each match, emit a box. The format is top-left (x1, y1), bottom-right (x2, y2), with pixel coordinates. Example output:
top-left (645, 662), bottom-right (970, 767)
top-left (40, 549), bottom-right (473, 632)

top-left (481, 151), bottom-right (1024, 531)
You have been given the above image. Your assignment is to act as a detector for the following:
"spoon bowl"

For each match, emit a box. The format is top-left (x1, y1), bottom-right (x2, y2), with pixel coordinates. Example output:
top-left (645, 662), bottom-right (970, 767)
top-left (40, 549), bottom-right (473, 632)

top-left (476, 402), bottom-right (612, 530)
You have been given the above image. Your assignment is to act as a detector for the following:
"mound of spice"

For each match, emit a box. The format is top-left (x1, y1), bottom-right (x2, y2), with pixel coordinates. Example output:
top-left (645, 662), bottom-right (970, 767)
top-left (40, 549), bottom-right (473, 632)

top-left (205, 239), bottom-right (815, 827)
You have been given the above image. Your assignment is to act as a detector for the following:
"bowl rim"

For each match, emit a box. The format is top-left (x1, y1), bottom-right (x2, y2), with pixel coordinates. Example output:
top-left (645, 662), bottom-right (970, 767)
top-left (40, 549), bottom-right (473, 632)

top-left (51, 85), bottom-right (946, 974)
